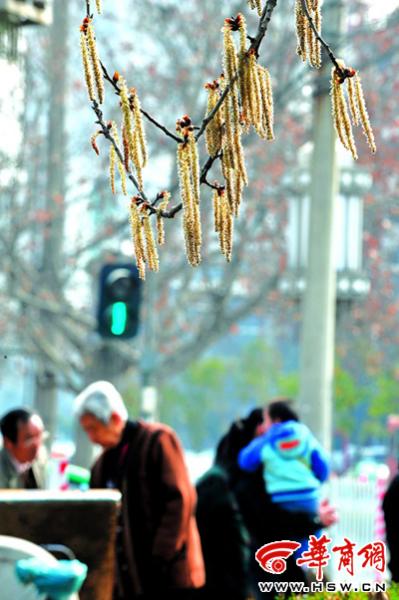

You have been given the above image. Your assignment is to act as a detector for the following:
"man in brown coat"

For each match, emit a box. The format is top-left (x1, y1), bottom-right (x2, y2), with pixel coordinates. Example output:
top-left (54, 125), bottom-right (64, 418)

top-left (75, 381), bottom-right (205, 600)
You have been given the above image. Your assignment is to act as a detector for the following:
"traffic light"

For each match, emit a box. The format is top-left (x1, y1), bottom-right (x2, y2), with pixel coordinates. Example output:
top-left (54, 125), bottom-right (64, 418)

top-left (97, 264), bottom-right (142, 339)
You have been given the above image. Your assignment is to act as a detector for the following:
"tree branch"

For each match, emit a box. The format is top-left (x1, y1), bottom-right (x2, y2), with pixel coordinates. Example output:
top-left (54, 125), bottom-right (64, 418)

top-left (91, 100), bottom-right (148, 200)
top-left (252, 0), bottom-right (279, 56)
top-left (100, 62), bottom-right (182, 143)
top-left (196, 0), bottom-right (279, 141)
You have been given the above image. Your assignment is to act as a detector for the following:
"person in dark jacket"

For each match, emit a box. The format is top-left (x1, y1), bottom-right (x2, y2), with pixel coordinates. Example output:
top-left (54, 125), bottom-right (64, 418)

top-left (75, 381), bottom-right (205, 600)
top-left (196, 409), bottom-right (263, 600)
top-left (382, 471), bottom-right (399, 582)
top-left (196, 408), bottom-right (337, 600)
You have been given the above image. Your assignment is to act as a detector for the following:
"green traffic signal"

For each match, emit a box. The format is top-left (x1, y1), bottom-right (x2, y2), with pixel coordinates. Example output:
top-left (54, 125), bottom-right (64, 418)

top-left (111, 302), bottom-right (128, 335)
top-left (98, 264), bottom-right (141, 339)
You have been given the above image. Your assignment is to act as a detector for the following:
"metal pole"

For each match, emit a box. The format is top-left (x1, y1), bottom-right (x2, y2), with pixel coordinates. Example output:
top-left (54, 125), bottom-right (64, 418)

top-left (298, 0), bottom-right (343, 451)
top-left (140, 272), bottom-right (159, 422)
top-left (34, 0), bottom-right (68, 446)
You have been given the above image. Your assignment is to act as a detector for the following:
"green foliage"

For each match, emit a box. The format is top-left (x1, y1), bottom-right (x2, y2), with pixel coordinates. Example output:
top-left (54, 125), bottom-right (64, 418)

top-left (121, 379), bottom-right (141, 418)
top-left (231, 338), bottom-right (299, 407)
top-left (158, 339), bottom-right (299, 449)
top-left (159, 356), bottom-right (230, 450)
top-left (369, 372), bottom-right (399, 417)
top-left (121, 336), bottom-right (398, 450)
top-left (333, 361), bottom-right (367, 435)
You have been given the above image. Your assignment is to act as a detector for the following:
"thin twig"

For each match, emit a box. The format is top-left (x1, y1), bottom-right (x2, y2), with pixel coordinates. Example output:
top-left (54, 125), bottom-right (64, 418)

top-left (252, 0), bottom-right (279, 56)
top-left (86, 1), bottom-right (91, 18)
top-left (140, 107), bottom-right (182, 143)
top-left (100, 62), bottom-right (182, 143)
top-left (199, 152), bottom-right (222, 185)
top-left (91, 101), bottom-right (148, 201)
top-left (195, 84), bottom-right (232, 142)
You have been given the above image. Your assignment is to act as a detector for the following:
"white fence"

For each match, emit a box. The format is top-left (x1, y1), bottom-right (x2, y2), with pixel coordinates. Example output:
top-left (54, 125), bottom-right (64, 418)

top-left (325, 475), bottom-right (387, 584)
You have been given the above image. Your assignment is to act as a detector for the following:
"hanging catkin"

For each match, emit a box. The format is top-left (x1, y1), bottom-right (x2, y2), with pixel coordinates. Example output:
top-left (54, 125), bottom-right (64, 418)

top-left (80, 24), bottom-right (95, 102)
top-left (331, 61), bottom-right (376, 159)
top-left (142, 213), bottom-right (159, 272)
top-left (86, 21), bottom-right (104, 103)
top-left (156, 192), bottom-right (170, 246)
top-left (129, 198), bottom-right (146, 280)
top-left (176, 116), bottom-right (202, 266)
top-left (204, 81), bottom-right (223, 157)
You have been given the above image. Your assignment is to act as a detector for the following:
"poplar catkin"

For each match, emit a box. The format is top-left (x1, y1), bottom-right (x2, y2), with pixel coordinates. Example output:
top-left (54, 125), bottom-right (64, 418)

top-left (213, 189), bottom-right (221, 233)
top-left (354, 73), bottom-right (376, 154)
top-left (331, 68), bottom-right (358, 160)
top-left (80, 31), bottom-right (95, 102)
top-left (219, 191), bottom-right (234, 262)
top-left (313, 4), bottom-right (322, 69)
top-left (222, 157), bottom-right (236, 213)
top-left (142, 214), bottom-right (159, 272)
top-left (337, 82), bottom-right (358, 160)
top-left (119, 78), bottom-right (133, 142)
top-left (119, 79), bottom-right (147, 191)
top-left (109, 122), bottom-right (127, 195)
top-left (122, 125), bottom-right (130, 172)
top-left (347, 77), bottom-right (359, 127)
top-left (295, 0), bottom-right (322, 69)
top-left (109, 145), bottom-right (116, 194)
top-left (331, 60), bottom-right (376, 158)
top-left (258, 65), bottom-right (275, 141)
top-left (295, 0), bottom-right (307, 61)
top-left (156, 192), bottom-right (170, 245)
top-left (222, 17), bottom-right (248, 184)
top-left (177, 141), bottom-right (200, 267)
top-left (130, 89), bottom-right (148, 167)
top-left (129, 200), bottom-right (146, 280)
top-left (175, 115), bottom-right (202, 266)
top-left (239, 58), bottom-right (251, 133)
top-left (247, 51), bottom-right (263, 132)
top-left (247, 0), bottom-right (262, 16)
top-left (189, 135), bottom-right (200, 206)
top-left (222, 21), bottom-right (238, 84)
top-left (95, 0), bottom-right (102, 14)
top-left (204, 83), bottom-right (223, 157)
top-left (86, 22), bottom-right (104, 104)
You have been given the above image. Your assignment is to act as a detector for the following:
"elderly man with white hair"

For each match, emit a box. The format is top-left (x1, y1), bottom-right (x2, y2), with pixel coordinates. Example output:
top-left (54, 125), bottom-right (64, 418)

top-left (74, 381), bottom-right (205, 600)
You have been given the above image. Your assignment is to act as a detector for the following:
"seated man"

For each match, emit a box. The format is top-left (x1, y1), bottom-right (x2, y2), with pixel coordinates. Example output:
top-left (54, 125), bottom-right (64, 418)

top-left (0, 408), bottom-right (47, 489)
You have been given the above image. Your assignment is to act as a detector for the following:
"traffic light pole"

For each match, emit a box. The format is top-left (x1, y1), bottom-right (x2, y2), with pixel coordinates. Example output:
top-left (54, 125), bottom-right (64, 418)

top-left (140, 272), bottom-right (159, 422)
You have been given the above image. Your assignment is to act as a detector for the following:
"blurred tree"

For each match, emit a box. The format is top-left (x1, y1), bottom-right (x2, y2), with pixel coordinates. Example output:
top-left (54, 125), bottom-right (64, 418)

top-left (0, 0), bottom-right (397, 449)
top-left (158, 339), bottom-right (301, 449)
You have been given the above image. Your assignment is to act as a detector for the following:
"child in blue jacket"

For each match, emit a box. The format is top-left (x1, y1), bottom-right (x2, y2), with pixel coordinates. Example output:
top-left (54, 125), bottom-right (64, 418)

top-left (238, 399), bottom-right (329, 554)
